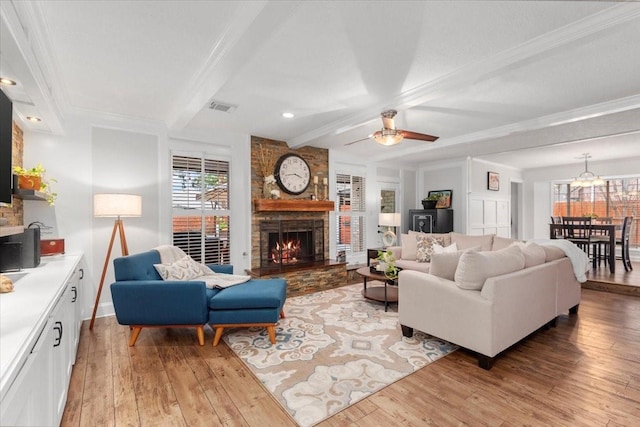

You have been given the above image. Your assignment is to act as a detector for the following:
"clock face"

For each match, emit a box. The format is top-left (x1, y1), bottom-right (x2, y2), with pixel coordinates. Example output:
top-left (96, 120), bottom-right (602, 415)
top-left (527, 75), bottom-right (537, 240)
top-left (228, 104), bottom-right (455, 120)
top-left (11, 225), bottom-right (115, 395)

top-left (274, 153), bottom-right (311, 195)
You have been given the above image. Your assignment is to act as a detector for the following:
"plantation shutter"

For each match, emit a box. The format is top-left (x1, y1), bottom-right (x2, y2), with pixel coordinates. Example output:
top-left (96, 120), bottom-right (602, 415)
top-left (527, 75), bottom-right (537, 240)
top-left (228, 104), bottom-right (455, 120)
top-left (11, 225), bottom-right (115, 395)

top-left (171, 153), bottom-right (230, 264)
top-left (335, 172), bottom-right (366, 254)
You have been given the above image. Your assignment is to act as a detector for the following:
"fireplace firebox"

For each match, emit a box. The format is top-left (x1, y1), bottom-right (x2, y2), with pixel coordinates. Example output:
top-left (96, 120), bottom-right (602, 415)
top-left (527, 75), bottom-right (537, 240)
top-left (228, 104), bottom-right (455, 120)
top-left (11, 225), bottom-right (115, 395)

top-left (260, 219), bottom-right (324, 272)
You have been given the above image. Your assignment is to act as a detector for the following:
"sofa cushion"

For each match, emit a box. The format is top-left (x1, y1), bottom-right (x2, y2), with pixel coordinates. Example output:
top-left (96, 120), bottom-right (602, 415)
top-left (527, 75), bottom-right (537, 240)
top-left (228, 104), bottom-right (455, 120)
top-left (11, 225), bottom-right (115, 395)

top-left (400, 233), bottom-right (418, 260)
top-left (513, 242), bottom-right (546, 268)
top-left (454, 245), bottom-right (525, 290)
top-left (209, 278), bottom-right (286, 310)
top-left (395, 258), bottom-right (431, 273)
top-left (541, 245), bottom-right (566, 262)
top-left (416, 235), bottom-right (445, 262)
top-left (429, 251), bottom-right (465, 281)
top-left (451, 233), bottom-right (494, 251)
top-left (492, 236), bottom-right (517, 251)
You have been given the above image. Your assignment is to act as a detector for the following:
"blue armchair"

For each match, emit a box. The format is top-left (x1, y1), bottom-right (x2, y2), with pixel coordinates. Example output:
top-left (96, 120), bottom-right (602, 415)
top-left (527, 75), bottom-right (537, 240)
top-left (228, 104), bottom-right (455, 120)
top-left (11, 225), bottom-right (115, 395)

top-left (110, 249), bottom-right (287, 347)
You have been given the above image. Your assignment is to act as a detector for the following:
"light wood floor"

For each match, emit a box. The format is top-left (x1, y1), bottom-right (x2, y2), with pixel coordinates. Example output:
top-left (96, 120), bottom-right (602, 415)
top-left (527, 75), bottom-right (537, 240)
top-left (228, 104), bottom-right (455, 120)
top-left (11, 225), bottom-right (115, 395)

top-left (62, 281), bottom-right (640, 427)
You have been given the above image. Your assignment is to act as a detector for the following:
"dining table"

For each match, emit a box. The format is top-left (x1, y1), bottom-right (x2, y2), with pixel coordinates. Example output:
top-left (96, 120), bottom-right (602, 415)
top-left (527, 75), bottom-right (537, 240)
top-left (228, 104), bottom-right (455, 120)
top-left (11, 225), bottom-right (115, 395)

top-left (549, 223), bottom-right (617, 273)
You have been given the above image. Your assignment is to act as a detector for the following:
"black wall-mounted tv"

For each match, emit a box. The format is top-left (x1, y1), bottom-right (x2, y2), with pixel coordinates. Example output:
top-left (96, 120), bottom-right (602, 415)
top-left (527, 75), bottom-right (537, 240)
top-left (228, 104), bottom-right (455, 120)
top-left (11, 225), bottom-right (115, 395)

top-left (0, 88), bottom-right (13, 205)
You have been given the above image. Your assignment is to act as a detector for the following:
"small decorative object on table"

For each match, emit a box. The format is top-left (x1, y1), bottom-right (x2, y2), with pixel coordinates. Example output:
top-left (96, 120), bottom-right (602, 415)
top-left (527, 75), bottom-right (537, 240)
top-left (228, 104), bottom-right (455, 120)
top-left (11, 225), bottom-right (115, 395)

top-left (336, 250), bottom-right (346, 262)
top-left (421, 194), bottom-right (440, 209)
top-left (376, 249), bottom-right (398, 280)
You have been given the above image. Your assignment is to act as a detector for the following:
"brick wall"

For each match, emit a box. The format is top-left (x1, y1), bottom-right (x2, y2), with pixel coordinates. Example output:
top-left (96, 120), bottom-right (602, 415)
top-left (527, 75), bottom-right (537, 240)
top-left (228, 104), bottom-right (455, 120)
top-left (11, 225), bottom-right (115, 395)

top-left (0, 122), bottom-right (23, 225)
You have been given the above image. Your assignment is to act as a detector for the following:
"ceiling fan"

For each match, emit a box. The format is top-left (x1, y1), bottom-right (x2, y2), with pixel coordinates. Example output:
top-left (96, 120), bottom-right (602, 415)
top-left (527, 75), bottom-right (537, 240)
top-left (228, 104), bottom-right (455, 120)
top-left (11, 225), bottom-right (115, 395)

top-left (346, 109), bottom-right (439, 146)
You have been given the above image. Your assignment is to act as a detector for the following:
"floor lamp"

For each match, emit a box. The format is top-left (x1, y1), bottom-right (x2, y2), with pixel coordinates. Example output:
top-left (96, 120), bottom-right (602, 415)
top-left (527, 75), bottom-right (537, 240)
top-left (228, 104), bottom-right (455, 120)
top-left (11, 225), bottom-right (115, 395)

top-left (90, 193), bottom-right (142, 330)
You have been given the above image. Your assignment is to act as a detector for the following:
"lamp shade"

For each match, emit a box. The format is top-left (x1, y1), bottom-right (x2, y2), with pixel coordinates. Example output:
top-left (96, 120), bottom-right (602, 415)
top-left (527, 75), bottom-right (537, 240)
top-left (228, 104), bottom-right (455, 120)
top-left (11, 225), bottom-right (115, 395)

top-left (379, 213), bottom-right (401, 227)
top-left (94, 193), bottom-right (142, 217)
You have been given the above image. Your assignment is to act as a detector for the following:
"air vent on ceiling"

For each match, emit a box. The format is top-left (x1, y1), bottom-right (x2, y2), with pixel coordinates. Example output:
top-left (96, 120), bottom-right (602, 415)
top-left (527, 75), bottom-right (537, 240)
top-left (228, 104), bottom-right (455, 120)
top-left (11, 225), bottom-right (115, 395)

top-left (208, 100), bottom-right (238, 113)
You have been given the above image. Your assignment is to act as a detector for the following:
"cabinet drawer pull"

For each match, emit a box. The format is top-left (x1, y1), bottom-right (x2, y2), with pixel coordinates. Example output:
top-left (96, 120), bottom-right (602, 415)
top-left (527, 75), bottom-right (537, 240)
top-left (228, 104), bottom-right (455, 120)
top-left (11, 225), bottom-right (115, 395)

top-left (53, 321), bottom-right (63, 347)
top-left (71, 286), bottom-right (78, 302)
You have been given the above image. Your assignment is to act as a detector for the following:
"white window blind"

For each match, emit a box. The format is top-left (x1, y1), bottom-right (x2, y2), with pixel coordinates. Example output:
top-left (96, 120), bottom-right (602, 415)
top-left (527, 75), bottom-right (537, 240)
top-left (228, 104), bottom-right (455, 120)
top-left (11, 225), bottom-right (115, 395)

top-left (335, 172), bottom-right (366, 254)
top-left (171, 154), bottom-right (230, 264)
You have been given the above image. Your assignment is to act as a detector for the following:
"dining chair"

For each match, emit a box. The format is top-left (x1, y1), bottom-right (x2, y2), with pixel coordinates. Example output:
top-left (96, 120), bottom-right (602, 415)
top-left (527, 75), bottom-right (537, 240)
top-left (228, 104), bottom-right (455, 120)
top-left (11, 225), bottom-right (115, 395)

top-left (562, 216), bottom-right (592, 256)
top-left (590, 218), bottom-right (613, 268)
top-left (617, 216), bottom-right (633, 272)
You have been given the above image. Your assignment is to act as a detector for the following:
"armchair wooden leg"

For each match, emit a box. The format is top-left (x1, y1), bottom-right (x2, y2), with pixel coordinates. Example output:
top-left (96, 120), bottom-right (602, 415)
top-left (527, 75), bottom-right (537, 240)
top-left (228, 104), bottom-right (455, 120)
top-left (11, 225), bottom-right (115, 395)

top-left (196, 326), bottom-right (205, 346)
top-left (129, 327), bottom-right (142, 346)
top-left (280, 310), bottom-right (285, 319)
top-left (213, 327), bottom-right (224, 346)
top-left (267, 325), bottom-right (276, 344)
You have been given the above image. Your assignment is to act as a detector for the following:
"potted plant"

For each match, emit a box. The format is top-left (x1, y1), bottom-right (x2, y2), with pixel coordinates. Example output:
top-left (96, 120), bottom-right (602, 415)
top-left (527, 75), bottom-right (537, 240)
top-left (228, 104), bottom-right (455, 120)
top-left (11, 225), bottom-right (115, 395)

top-left (12, 163), bottom-right (57, 205)
top-left (376, 249), bottom-right (399, 280)
top-left (421, 194), bottom-right (440, 209)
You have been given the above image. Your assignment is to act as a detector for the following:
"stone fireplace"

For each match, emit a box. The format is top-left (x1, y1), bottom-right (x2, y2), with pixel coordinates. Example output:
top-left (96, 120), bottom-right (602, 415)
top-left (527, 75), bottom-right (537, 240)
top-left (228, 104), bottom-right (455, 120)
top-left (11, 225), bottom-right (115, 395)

top-left (249, 137), bottom-right (347, 295)
top-left (259, 219), bottom-right (324, 272)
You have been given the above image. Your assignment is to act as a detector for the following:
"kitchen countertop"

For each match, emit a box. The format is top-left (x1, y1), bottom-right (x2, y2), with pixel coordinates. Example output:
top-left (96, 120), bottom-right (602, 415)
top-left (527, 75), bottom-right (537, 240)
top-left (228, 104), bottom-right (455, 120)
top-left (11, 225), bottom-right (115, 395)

top-left (0, 254), bottom-right (82, 401)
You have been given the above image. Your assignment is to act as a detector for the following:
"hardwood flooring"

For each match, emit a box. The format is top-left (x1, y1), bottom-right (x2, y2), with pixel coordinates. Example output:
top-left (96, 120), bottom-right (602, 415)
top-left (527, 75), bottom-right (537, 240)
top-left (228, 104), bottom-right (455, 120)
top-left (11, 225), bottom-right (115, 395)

top-left (62, 280), bottom-right (640, 427)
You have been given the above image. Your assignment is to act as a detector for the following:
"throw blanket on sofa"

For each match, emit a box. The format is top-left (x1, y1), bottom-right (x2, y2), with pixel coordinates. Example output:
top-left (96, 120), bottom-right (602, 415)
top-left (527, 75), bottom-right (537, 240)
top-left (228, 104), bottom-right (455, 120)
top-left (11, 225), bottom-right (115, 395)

top-left (529, 239), bottom-right (590, 282)
top-left (153, 245), bottom-right (251, 289)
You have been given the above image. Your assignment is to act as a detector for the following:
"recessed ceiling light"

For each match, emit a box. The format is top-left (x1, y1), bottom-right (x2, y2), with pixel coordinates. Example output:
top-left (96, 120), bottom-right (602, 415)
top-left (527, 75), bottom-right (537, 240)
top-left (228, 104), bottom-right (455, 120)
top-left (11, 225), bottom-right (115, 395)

top-left (26, 116), bottom-right (42, 123)
top-left (0, 77), bottom-right (17, 86)
top-left (282, 112), bottom-right (294, 119)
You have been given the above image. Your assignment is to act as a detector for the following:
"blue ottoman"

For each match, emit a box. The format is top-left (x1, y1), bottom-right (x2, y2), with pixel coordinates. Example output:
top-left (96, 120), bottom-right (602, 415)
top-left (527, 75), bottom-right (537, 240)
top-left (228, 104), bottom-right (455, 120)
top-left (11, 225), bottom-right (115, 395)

top-left (208, 278), bottom-right (287, 346)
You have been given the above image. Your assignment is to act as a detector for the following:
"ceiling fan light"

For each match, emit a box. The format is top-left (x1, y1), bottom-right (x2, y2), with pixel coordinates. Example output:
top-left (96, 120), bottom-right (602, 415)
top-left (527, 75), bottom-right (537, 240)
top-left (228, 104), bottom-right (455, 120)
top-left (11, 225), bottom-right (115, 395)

top-left (373, 129), bottom-right (403, 146)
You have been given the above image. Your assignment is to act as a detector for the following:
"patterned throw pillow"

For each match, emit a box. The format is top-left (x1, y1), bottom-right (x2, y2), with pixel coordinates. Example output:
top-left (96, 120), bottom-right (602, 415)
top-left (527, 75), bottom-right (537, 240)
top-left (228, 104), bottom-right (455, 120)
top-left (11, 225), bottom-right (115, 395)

top-left (154, 255), bottom-right (212, 281)
top-left (416, 236), bottom-right (445, 263)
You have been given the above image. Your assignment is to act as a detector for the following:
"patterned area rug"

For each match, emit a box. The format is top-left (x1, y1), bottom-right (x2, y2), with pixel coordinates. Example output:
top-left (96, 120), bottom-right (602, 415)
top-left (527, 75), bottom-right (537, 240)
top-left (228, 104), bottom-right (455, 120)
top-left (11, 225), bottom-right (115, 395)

top-left (223, 283), bottom-right (457, 426)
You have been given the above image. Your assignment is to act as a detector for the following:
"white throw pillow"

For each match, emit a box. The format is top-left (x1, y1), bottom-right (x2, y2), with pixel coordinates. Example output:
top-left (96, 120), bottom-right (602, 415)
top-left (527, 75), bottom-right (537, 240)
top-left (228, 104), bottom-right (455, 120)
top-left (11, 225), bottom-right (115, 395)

top-left (432, 242), bottom-right (458, 254)
top-left (416, 235), bottom-right (445, 263)
top-left (454, 245), bottom-right (525, 290)
top-left (154, 255), bottom-right (213, 281)
top-left (400, 233), bottom-right (418, 260)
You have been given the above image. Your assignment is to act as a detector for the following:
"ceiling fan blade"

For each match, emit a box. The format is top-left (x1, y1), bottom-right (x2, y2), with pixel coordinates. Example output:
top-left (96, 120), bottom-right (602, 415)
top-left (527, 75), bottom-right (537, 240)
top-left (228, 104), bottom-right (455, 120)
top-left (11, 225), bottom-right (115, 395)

top-left (398, 130), bottom-right (439, 142)
top-left (344, 136), bottom-right (372, 146)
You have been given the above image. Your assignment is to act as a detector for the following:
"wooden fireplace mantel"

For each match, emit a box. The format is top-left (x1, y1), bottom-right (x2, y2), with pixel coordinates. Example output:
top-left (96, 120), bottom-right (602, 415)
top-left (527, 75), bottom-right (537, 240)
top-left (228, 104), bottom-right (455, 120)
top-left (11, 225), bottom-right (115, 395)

top-left (254, 199), bottom-right (334, 212)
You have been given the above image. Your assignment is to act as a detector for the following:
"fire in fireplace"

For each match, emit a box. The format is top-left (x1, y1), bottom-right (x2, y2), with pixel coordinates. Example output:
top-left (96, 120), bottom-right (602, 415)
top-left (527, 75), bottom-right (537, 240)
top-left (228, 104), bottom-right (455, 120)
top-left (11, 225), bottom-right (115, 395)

top-left (260, 219), bottom-right (324, 271)
top-left (271, 239), bottom-right (300, 264)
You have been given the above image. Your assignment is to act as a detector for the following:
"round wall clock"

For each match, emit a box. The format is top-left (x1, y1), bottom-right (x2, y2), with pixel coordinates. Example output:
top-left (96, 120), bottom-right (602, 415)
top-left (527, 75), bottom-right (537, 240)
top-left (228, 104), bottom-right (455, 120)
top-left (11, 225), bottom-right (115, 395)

top-left (274, 153), bottom-right (311, 195)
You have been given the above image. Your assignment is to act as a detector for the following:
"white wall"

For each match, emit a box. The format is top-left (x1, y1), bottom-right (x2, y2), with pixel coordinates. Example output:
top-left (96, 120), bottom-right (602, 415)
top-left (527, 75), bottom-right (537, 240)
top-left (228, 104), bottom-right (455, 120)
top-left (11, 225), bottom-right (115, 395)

top-left (419, 159), bottom-right (466, 232)
top-left (22, 117), bottom-right (252, 321)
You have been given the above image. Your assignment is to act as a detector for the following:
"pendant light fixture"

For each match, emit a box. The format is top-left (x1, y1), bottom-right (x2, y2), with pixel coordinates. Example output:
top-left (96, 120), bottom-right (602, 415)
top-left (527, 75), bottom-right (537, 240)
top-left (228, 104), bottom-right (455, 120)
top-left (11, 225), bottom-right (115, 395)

top-left (570, 153), bottom-right (604, 187)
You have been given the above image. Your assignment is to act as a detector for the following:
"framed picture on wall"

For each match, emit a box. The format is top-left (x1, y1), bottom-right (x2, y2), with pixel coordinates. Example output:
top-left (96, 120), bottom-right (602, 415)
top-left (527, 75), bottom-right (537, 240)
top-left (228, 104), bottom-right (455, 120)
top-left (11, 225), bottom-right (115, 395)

top-left (488, 171), bottom-right (500, 191)
top-left (427, 190), bottom-right (452, 208)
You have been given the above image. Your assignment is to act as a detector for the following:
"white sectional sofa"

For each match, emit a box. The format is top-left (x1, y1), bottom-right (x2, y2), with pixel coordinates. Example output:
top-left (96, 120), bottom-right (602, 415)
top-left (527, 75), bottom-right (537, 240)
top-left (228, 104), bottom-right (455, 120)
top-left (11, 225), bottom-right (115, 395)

top-left (395, 232), bottom-right (585, 369)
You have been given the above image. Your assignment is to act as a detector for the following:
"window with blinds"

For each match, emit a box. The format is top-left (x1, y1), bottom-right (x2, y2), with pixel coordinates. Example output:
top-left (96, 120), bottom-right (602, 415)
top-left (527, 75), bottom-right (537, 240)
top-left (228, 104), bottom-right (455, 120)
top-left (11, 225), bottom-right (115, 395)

top-left (335, 172), bottom-right (366, 254)
top-left (171, 154), bottom-right (230, 264)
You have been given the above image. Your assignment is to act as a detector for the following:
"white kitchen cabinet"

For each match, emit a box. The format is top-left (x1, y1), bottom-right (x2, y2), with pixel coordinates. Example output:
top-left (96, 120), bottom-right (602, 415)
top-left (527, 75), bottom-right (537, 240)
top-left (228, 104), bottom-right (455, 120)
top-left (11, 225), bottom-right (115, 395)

top-left (0, 255), bottom-right (83, 427)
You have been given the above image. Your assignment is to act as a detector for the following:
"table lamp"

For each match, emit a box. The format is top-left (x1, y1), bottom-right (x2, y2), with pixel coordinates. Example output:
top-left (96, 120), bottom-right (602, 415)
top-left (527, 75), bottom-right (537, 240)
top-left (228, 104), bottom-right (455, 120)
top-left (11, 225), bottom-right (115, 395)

top-left (379, 213), bottom-right (401, 247)
top-left (90, 193), bottom-right (142, 330)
